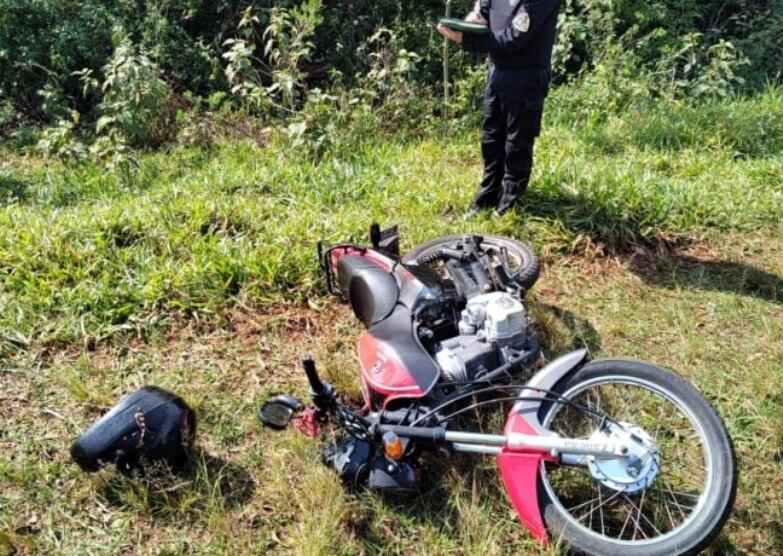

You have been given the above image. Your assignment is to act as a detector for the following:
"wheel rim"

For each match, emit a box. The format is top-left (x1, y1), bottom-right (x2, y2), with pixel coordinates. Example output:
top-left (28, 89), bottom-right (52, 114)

top-left (540, 374), bottom-right (714, 545)
top-left (413, 238), bottom-right (529, 277)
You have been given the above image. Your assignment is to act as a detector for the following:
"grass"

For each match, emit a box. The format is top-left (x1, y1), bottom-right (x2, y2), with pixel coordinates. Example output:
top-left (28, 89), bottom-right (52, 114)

top-left (1, 85), bottom-right (783, 554)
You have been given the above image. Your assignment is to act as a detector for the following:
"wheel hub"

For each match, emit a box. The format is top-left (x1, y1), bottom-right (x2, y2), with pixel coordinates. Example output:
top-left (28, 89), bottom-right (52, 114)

top-left (587, 422), bottom-right (660, 494)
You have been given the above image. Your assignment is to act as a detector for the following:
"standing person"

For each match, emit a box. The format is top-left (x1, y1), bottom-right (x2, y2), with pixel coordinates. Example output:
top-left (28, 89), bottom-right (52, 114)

top-left (438, 0), bottom-right (560, 215)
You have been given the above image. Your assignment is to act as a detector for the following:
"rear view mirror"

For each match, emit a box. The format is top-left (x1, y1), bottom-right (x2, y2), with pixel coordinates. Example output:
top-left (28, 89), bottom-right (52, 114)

top-left (258, 395), bottom-right (304, 430)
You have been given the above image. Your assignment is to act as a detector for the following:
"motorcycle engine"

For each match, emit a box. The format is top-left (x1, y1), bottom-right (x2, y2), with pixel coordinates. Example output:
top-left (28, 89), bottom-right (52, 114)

top-left (435, 292), bottom-right (530, 382)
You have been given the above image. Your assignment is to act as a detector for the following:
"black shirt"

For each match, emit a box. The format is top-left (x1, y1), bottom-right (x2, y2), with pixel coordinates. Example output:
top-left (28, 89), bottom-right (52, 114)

top-left (462, 0), bottom-right (560, 72)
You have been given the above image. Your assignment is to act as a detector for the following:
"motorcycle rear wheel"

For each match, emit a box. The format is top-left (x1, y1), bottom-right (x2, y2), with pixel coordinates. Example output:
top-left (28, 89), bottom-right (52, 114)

top-left (402, 234), bottom-right (540, 291)
top-left (538, 360), bottom-right (736, 555)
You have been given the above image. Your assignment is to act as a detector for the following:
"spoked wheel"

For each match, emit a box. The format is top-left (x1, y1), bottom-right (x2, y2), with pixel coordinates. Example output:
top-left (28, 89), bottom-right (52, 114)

top-left (539, 360), bottom-right (736, 555)
top-left (402, 234), bottom-right (540, 291)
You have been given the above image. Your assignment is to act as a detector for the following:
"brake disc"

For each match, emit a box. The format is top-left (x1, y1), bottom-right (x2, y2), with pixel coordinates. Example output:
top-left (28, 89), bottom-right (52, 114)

top-left (587, 422), bottom-right (661, 494)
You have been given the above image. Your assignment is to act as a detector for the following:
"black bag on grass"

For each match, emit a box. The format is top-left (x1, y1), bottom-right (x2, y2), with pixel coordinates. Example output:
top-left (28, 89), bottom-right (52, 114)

top-left (70, 386), bottom-right (195, 475)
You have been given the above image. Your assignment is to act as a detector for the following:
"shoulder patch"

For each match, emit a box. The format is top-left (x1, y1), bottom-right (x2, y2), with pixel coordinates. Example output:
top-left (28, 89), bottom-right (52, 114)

top-left (512, 7), bottom-right (530, 34)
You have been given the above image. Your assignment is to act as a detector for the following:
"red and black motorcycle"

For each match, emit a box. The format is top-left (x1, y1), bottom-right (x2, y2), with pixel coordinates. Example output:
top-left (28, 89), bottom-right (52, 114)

top-left (260, 225), bottom-right (736, 555)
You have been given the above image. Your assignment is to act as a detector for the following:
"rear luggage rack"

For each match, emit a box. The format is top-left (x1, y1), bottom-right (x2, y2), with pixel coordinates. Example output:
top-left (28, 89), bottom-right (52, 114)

top-left (318, 223), bottom-right (401, 296)
top-left (317, 241), bottom-right (363, 297)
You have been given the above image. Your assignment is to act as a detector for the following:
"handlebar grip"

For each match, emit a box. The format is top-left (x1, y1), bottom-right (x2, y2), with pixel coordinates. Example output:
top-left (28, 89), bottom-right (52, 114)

top-left (377, 424), bottom-right (447, 443)
top-left (301, 355), bottom-right (326, 394)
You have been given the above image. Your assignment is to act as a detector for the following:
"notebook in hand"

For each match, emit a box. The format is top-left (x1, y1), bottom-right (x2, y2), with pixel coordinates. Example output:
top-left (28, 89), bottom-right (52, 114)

top-left (439, 17), bottom-right (491, 35)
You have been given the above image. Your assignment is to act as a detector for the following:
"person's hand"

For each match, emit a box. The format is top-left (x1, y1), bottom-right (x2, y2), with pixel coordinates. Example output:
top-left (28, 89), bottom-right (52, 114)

top-left (437, 23), bottom-right (463, 44)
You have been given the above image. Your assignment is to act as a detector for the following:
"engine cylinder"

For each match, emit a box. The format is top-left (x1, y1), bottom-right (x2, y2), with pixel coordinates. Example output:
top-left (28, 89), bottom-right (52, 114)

top-left (436, 292), bottom-right (530, 381)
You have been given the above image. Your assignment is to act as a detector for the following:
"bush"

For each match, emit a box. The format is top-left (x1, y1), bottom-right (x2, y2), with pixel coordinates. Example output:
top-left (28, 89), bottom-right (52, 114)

top-left (2, 0), bottom-right (781, 153)
top-left (35, 32), bottom-right (171, 165)
top-left (553, 0), bottom-right (780, 86)
top-left (35, 113), bottom-right (87, 161)
top-left (221, 1), bottom-right (323, 115)
top-left (91, 33), bottom-right (172, 148)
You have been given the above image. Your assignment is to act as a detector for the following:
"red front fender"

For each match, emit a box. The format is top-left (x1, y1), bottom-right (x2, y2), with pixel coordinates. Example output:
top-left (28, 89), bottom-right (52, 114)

top-left (497, 411), bottom-right (557, 543)
top-left (498, 349), bottom-right (589, 543)
top-left (498, 451), bottom-right (549, 542)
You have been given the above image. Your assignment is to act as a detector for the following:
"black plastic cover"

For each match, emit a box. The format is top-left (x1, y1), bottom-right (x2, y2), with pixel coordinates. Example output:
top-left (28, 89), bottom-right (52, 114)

top-left (368, 456), bottom-right (418, 494)
top-left (323, 436), bottom-right (373, 486)
top-left (70, 386), bottom-right (195, 475)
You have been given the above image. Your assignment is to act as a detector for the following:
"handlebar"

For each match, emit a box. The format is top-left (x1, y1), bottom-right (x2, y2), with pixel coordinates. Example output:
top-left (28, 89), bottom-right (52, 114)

top-left (377, 424), bottom-right (447, 443)
top-left (301, 355), bottom-right (327, 395)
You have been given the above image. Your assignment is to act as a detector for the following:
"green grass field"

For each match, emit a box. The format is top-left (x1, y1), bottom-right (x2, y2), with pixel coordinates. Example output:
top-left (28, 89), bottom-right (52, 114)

top-left (2, 86), bottom-right (783, 554)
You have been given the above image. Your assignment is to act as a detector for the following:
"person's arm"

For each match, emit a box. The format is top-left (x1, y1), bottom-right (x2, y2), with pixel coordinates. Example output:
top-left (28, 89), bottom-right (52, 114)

top-left (462, 0), bottom-right (559, 54)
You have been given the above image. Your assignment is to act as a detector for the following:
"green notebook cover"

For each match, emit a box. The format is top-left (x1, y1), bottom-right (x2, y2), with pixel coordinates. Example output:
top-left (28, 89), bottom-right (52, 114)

top-left (439, 17), bottom-right (491, 35)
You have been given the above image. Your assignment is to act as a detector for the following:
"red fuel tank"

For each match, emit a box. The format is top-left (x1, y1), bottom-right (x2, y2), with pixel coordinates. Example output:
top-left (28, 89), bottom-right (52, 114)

top-left (358, 331), bottom-right (428, 409)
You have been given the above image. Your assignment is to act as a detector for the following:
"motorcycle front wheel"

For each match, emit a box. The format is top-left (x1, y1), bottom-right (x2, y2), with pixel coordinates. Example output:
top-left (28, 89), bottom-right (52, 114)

top-left (538, 360), bottom-right (737, 555)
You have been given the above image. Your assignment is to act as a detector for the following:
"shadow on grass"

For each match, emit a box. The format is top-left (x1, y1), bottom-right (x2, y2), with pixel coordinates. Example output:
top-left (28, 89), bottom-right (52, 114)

top-left (520, 187), bottom-right (783, 305)
top-left (347, 456), bottom-right (508, 549)
top-left (521, 187), bottom-right (671, 252)
top-left (96, 447), bottom-right (255, 519)
top-left (530, 302), bottom-right (603, 356)
top-left (627, 251), bottom-right (783, 305)
top-left (0, 173), bottom-right (28, 205)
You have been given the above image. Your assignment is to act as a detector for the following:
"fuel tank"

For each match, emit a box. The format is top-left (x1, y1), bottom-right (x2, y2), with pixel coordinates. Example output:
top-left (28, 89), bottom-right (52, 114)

top-left (357, 305), bottom-right (441, 409)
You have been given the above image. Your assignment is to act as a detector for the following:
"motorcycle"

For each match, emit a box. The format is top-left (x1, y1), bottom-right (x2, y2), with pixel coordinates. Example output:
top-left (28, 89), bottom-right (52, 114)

top-left (260, 224), bottom-right (737, 555)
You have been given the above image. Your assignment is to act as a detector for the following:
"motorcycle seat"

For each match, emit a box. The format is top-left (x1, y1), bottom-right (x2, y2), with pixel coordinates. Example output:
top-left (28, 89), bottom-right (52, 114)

top-left (337, 255), bottom-right (399, 327)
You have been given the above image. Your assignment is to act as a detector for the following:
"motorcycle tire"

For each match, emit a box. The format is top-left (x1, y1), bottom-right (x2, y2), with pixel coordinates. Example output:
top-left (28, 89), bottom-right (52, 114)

top-left (402, 234), bottom-right (540, 291)
top-left (537, 360), bottom-right (737, 555)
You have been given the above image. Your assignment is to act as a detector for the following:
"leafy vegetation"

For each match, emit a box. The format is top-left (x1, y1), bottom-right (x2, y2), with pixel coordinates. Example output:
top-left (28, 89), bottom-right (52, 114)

top-left (1, 0), bottom-right (781, 157)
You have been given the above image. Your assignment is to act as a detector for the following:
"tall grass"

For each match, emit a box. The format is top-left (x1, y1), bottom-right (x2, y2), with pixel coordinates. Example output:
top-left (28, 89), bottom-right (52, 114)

top-left (1, 86), bottom-right (782, 354)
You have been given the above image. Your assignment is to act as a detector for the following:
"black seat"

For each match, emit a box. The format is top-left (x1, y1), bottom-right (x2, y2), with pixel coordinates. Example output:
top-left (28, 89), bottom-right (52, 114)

top-left (337, 255), bottom-right (399, 327)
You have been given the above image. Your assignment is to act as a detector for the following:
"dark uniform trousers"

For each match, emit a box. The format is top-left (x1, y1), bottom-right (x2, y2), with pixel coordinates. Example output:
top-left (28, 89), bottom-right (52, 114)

top-left (474, 73), bottom-right (544, 213)
top-left (461, 0), bottom-right (560, 214)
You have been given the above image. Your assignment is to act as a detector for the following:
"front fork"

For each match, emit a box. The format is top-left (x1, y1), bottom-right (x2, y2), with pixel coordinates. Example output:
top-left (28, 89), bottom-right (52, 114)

top-left (446, 430), bottom-right (631, 459)
top-left (377, 426), bottom-right (633, 462)
top-left (371, 424), bottom-right (638, 544)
